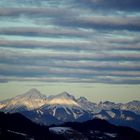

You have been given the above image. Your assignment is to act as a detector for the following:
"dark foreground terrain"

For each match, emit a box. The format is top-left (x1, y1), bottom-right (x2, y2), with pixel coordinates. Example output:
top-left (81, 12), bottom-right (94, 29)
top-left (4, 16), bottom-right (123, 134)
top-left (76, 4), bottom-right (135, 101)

top-left (0, 112), bottom-right (140, 140)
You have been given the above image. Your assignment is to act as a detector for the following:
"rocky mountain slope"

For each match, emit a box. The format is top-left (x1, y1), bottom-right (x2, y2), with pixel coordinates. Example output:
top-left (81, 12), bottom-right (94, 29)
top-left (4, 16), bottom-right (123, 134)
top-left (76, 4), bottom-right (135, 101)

top-left (0, 89), bottom-right (140, 131)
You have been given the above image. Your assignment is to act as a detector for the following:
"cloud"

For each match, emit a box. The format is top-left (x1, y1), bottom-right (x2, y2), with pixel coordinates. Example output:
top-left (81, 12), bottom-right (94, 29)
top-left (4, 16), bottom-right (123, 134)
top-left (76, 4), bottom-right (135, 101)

top-left (0, 75), bottom-right (140, 84)
top-left (77, 0), bottom-right (140, 11)
top-left (0, 7), bottom-right (72, 17)
top-left (0, 47), bottom-right (140, 62)
top-left (0, 37), bottom-right (140, 52)
top-left (52, 15), bottom-right (140, 31)
top-left (0, 78), bottom-right (8, 83)
top-left (0, 60), bottom-right (140, 84)
top-left (0, 27), bottom-right (91, 38)
top-left (0, 0), bottom-right (140, 84)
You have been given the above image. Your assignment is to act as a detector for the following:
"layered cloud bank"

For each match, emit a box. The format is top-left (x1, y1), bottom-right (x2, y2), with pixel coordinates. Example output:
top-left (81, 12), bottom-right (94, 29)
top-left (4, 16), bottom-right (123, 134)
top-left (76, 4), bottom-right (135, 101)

top-left (0, 0), bottom-right (140, 84)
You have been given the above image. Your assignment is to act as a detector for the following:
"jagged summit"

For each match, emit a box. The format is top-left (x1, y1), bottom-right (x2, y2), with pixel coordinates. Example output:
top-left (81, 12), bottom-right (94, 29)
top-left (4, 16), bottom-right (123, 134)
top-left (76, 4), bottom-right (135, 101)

top-left (47, 91), bottom-right (76, 100)
top-left (78, 97), bottom-right (88, 102)
top-left (59, 91), bottom-right (71, 96)
top-left (53, 91), bottom-right (75, 99)
top-left (22, 88), bottom-right (41, 96)
top-left (127, 100), bottom-right (140, 104)
top-left (103, 101), bottom-right (115, 105)
top-left (26, 88), bottom-right (41, 94)
top-left (47, 91), bottom-right (79, 106)
top-left (14, 88), bottom-right (47, 101)
top-left (0, 89), bottom-right (47, 111)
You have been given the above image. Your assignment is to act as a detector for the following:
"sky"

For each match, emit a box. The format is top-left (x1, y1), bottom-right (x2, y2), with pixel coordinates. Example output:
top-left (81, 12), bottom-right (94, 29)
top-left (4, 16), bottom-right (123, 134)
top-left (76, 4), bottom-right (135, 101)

top-left (0, 0), bottom-right (140, 103)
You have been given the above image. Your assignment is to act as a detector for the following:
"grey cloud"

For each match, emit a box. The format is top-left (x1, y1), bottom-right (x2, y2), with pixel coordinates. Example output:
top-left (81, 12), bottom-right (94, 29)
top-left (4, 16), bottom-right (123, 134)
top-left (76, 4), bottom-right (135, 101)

top-left (0, 78), bottom-right (8, 83)
top-left (1, 49), bottom-right (140, 75)
top-left (0, 40), bottom-right (96, 52)
top-left (0, 75), bottom-right (140, 84)
top-left (0, 7), bottom-right (73, 17)
top-left (1, 39), bottom-right (140, 52)
top-left (1, 6), bottom-right (140, 32)
top-left (0, 0), bottom-right (69, 8)
top-left (0, 0), bottom-right (140, 85)
top-left (77, 0), bottom-right (140, 11)
top-left (52, 15), bottom-right (140, 31)
top-left (0, 61), bottom-right (140, 80)
top-left (0, 27), bottom-right (92, 38)
top-left (0, 48), bottom-right (140, 62)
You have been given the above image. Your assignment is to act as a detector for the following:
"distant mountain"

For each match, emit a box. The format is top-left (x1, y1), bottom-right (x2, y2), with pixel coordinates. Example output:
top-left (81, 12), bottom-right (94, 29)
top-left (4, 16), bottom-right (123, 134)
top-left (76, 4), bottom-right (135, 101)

top-left (94, 109), bottom-right (140, 131)
top-left (21, 93), bottom-right (92, 125)
top-left (0, 89), bottom-right (140, 131)
top-left (1, 112), bottom-right (140, 140)
top-left (120, 100), bottom-right (140, 115)
top-left (77, 97), bottom-right (101, 114)
top-left (0, 88), bottom-right (47, 112)
top-left (47, 91), bottom-right (79, 106)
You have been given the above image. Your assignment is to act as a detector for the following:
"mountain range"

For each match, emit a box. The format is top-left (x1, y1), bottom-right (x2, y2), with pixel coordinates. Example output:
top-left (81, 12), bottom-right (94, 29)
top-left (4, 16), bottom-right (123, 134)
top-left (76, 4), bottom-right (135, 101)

top-left (0, 88), bottom-right (140, 132)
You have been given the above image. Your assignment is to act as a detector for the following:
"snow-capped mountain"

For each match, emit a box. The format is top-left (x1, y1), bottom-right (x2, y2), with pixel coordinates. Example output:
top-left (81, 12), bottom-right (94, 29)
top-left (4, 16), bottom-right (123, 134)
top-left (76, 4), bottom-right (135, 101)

top-left (0, 88), bottom-right (47, 112)
top-left (47, 91), bottom-right (80, 106)
top-left (41, 92), bottom-right (90, 124)
top-left (120, 100), bottom-right (140, 115)
top-left (93, 109), bottom-right (140, 131)
top-left (0, 89), bottom-right (91, 125)
top-left (77, 97), bottom-right (101, 114)
top-left (0, 89), bottom-right (79, 113)
top-left (0, 89), bottom-right (140, 131)
top-left (98, 101), bottom-right (121, 110)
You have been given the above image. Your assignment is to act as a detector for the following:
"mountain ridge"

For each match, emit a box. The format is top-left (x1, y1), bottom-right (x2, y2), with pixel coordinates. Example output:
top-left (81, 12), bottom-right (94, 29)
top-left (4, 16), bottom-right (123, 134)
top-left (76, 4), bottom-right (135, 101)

top-left (0, 89), bottom-right (140, 131)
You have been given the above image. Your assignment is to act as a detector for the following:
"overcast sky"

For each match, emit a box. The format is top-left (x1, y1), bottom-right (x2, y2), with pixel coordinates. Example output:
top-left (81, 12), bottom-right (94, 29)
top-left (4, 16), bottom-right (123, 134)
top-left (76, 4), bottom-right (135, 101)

top-left (0, 0), bottom-right (140, 102)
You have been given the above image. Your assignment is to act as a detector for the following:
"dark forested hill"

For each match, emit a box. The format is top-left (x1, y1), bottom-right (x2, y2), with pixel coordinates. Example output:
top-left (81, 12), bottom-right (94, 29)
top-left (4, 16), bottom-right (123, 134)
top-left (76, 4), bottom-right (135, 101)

top-left (0, 112), bottom-right (140, 140)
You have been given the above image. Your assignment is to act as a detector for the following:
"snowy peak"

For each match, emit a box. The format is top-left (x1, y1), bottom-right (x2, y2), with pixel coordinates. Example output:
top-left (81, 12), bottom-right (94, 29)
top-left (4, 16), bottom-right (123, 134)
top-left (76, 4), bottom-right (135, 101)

top-left (47, 92), bottom-right (79, 106)
top-left (59, 91), bottom-right (73, 97)
top-left (0, 89), bottom-right (48, 111)
top-left (120, 100), bottom-right (140, 115)
top-left (0, 90), bottom-right (80, 111)
top-left (77, 97), bottom-right (88, 102)
top-left (25, 88), bottom-right (41, 95)
top-left (47, 98), bottom-right (79, 106)
top-left (103, 101), bottom-right (115, 105)
top-left (50, 92), bottom-right (75, 100)
top-left (18, 88), bottom-right (46, 100)
top-left (127, 100), bottom-right (140, 105)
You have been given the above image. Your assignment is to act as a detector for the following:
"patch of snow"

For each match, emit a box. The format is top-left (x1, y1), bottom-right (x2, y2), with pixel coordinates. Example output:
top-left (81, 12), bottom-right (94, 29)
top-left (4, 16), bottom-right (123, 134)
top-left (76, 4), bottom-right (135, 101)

top-left (104, 132), bottom-right (117, 138)
top-left (7, 130), bottom-right (35, 140)
top-left (52, 107), bottom-right (56, 116)
top-left (126, 117), bottom-right (133, 121)
top-left (68, 107), bottom-right (79, 119)
top-left (94, 114), bottom-right (108, 120)
top-left (63, 106), bottom-right (71, 115)
top-left (7, 130), bottom-right (27, 136)
top-left (0, 103), bottom-right (6, 109)
top-left (47, 98), bottom-right (79, 106)
top-left (106, 111), bottom-right (116, 118)
top-left (49, 127), bottom-right (72, 134)
top-left (97, 136), bottom-right (104, 139)
top-left (36, 110), bottom-right (44, 115)
top-left (72, 111), bottom-right (77, 119)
